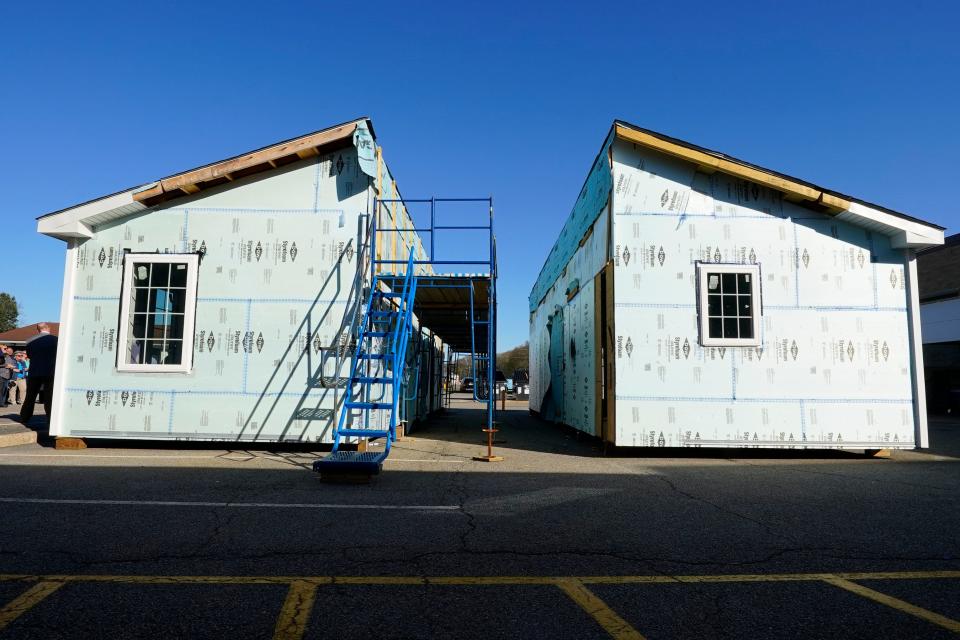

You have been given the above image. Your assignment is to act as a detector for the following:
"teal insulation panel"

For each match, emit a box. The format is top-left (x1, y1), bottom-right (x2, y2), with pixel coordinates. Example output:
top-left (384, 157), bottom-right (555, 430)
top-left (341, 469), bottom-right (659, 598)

top-left (56, 146), bottom-right (427, 442)
top-left (528, 135), bottom-right (612, 311)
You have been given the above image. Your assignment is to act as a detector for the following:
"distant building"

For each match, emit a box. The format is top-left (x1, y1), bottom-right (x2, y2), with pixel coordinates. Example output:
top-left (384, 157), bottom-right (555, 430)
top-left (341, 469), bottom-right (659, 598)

top-left (529, 121), bottom-right (945, 449)
top-left (917, 234), bottom-right (960, 413)
top-left (0, 322), bottom-right (59, 347)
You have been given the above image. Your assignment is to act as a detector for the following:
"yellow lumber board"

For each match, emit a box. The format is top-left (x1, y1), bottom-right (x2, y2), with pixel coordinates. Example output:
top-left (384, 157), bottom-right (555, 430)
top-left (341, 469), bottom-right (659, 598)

top-left (615, 124), bottom-right (826, 205)
top-left (135, 122), bottom-right (358, 203)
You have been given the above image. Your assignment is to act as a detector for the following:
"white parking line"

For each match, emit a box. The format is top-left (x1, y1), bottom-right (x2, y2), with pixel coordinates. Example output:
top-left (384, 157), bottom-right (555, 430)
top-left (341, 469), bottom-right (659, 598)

top-left (0, 497), bottom-right (461, 511)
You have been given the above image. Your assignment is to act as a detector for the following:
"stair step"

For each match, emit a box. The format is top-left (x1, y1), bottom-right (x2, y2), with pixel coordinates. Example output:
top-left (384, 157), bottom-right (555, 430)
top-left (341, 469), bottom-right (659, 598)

top-left (351, 376), bottom-right (394, 385)
top-left (358, 353), bottom-right (391, 360)
top-left (346, 401), bottom-right (392, 410)
top-left (368, 311), bottom-right (397, 317)
top-left (363, 331), bottom-right (390, 338)
top-left (313, 450), bottom-right (385, 477)
top-left (377, 292), bottom-right (404, 298)
top-left (339, 428), bottom-right (391, 438)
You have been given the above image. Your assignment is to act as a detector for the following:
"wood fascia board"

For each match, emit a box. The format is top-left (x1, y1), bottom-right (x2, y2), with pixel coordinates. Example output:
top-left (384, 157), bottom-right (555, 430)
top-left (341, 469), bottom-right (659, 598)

top-left (614, 124), bottom-right (832, 206)
top-left (134, 121), bottom-right (359, 202)
top-left (817, 192), bottom-right (851, 213)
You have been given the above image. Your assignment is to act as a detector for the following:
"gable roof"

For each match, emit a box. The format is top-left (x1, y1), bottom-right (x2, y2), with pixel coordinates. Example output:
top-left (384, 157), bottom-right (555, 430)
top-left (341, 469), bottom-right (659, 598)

top-left (614, 120), bottom-right (945, 247)
top-left (37, 117), bottom-right (374, 240)
top-left (530, 120), bottom-right (946, 311)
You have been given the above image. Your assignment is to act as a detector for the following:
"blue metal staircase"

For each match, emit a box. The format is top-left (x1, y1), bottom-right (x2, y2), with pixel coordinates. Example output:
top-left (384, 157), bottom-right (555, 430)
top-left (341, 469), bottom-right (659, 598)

top-left (313, 248), bottom-right (418, 477)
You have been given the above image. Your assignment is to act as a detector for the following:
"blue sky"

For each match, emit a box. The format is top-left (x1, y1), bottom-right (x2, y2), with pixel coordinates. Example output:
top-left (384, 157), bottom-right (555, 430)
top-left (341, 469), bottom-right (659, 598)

top-left (2, 0), bottom-right (958, 349)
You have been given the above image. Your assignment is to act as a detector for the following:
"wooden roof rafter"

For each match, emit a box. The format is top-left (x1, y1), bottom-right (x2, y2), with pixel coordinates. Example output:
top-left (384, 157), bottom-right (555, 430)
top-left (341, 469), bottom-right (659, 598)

top-left (133, 120), bottom-right (364, 208)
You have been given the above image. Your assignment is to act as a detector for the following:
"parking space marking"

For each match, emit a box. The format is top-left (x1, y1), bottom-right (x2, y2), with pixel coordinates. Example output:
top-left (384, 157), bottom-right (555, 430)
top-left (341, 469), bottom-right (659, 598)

top-left (822, 576), bottom-right (960, 634)
top-left (556, 578), bottom-right (645, 640)
top-left (0, 497), bottom-right (460, 512)
top-left (1, 571), bottom-right (959, 638)
top-left (0, 580), bottom-right (64, 631)
top-left (273, 579), bottom-right (321, 640)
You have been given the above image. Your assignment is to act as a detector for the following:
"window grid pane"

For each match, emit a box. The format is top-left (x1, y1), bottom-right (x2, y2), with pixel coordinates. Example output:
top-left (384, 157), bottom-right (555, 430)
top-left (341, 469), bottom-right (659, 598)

top-left (705, 271), bottom-right (754, 341)
top-left (125, 261), bottom-right (189, 367)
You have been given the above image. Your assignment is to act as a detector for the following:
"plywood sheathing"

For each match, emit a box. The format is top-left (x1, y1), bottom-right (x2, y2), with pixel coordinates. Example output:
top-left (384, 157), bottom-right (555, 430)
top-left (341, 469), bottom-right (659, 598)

top-left (134, 122), bottom-right (361, 208)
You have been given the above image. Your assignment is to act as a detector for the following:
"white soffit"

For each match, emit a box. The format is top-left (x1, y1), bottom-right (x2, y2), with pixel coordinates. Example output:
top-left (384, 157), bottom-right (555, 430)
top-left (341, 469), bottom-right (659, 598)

top-left (37, 188), bottom-right (149, 240)
top-left (838, 202), bottom-right (944, 249)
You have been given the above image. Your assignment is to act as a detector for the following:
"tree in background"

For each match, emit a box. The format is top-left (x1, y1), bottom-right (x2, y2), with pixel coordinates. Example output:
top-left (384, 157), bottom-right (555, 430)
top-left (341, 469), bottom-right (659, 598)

top-left (0, 294), bottom-right (18, 333)
top-left (496, 342), bottom-right (529, 377)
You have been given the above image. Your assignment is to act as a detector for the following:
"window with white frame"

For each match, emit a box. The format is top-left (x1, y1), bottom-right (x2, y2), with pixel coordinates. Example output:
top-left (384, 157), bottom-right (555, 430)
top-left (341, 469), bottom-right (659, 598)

top-left (696, 262), bottom-right (762, 347)
top-left (116, 253), bottom-right (200, 372)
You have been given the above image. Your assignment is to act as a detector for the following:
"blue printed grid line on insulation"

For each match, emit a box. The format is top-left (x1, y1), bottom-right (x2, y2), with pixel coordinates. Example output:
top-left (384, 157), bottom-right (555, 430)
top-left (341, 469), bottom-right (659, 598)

top-left (792, 218), bottom-right (801, 306)
top-left (614, 210), bottom-right (830, 221)
top-left (730, 349), bottom-right (736, 399)
top-left (167, 392), bottom-right (175, 434)
top-left (163, 206), bottom-right (347, 215)
top-left (613, 302), bottom-right (905, 312)
top-left (615, 395), bottom-right (913, 404)
top-left (242, 299), bottom-right (251, 393)
top-left (66, 388), bottom-right (328, 399)
top-left (312, 155), bottom-right (322, 212)
top-left (73, 296), bottom-right (346, 305)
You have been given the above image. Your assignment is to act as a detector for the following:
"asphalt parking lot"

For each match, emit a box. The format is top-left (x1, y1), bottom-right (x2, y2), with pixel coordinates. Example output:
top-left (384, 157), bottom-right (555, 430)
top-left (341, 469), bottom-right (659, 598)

top-left (0, 395), bottom-right (958, 639)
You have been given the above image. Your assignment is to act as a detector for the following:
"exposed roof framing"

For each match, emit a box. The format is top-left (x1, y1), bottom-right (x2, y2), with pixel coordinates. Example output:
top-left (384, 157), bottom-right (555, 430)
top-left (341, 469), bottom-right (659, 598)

top-left (133, 120), bottom-right (365, 208)
top-left (37, 117), bottom-right (373, 240)
top-left (613, 120), bottom-right (944, 248)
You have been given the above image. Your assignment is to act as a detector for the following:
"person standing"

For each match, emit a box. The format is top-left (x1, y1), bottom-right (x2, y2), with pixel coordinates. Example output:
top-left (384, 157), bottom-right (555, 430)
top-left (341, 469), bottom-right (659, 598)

top-left (0, 345), bottom-right (13, 409)
top-left (21, 323), bottom-right (57, 423)
top-left (8, 351), bottom-right (27, 405)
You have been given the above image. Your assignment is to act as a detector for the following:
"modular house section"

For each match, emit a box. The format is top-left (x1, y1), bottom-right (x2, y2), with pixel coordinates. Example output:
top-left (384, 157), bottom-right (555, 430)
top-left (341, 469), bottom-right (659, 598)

top-left (530, 121), bottom-right (945, 449)
top-left (39, 118), bottom-right (444, 442)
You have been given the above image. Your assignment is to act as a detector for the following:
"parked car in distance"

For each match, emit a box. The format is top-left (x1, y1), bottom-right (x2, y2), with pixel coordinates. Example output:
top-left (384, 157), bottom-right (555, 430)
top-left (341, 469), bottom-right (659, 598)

top-left (461, 377), bottom-right (474, 393)
top-left (494, 370), bottom-right (507, 396)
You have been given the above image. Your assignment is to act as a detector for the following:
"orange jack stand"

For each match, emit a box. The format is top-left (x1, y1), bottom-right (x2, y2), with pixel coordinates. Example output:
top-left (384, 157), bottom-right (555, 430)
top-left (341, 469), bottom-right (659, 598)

top-left (473, 422), bottom-right (503, 462)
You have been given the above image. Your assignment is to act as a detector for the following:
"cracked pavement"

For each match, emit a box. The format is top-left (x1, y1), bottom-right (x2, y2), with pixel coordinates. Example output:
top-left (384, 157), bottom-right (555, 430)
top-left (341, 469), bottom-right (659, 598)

top-left (0, 398), bottom-right (958, 638)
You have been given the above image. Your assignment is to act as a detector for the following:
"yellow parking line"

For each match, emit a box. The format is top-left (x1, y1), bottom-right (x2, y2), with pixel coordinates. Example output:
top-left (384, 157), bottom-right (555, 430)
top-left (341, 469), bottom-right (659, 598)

top-left (428, 576), bottom-right (558, 585)
top-left (334, 576), bottom-right (427, 585)
top-left (273, 580), bottom-right (320, 640)
top-left (556, 578), bottom-right (646, 640)
top-left (822, 577), bottom-right (960, 634)
top-left (836, 571), bottom-right (960, 581)
top-left (0, 580), bottom-right (65, 631)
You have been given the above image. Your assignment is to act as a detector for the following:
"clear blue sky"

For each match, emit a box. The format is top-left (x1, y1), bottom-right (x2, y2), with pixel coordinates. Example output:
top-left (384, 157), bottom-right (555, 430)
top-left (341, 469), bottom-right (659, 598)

top-left (2, 0), bottom-right (958, 350)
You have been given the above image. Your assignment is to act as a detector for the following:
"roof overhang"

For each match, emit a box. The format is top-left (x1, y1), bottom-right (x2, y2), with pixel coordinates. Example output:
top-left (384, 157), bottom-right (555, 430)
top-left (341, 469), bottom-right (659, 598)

top-left (614, 122), bottom-right (945, 250)
top-left (38, 118), bottom-right (371, 241)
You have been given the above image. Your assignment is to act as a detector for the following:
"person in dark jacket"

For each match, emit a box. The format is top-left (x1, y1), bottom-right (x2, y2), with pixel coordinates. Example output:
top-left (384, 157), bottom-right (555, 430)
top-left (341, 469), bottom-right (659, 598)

top-left (21, 323), bottom-right (57, 423)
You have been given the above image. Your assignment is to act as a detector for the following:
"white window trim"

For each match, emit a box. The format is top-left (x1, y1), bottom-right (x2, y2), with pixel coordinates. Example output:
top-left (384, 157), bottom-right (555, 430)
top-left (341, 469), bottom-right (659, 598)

top-left (696, 262), bottom-right (762, 348)
top-left (116, 253), bottom-right (200, 373)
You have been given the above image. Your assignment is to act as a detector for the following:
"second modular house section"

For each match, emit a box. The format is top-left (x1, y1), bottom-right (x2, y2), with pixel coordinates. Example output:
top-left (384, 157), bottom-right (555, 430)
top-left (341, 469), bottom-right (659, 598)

top-left (530, 122), bottom-right (944, 449)
top-left (41, 119), bottom-right (441, 442)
